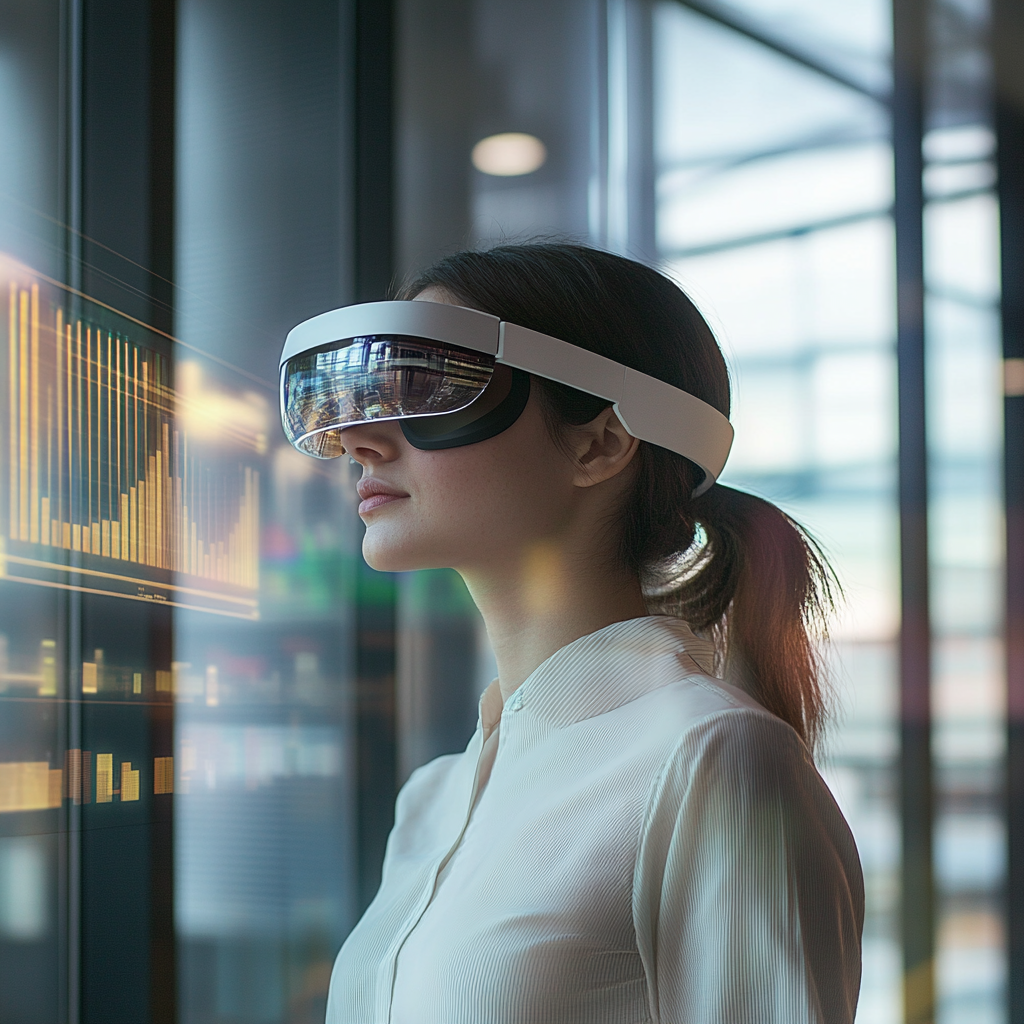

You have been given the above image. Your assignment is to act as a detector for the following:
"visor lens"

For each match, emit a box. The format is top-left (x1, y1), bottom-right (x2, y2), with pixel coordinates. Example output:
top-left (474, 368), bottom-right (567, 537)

top-left (281, 335), bottom-right (495, 458)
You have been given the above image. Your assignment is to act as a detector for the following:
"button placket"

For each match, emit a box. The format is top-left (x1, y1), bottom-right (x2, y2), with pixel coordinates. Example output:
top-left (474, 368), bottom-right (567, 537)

top-left (383, 729), bottom-right (489, 1020)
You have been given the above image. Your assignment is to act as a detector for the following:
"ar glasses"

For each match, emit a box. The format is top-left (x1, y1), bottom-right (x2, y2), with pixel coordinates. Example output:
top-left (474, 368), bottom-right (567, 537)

top-left (279, 300), bottom-right (733, 496)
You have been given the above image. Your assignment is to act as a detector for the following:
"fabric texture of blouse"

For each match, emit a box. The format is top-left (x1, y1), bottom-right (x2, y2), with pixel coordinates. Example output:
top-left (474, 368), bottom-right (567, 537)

top-left (326, 615), bottom-right (864, 1024)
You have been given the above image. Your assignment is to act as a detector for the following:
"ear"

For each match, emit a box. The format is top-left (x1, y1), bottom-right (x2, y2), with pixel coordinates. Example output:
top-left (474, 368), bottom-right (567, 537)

top-left (567, 406), bottom-right (640, 488)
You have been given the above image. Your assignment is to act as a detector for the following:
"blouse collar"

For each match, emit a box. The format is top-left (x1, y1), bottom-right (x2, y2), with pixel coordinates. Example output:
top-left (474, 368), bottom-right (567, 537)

top-left (478, 615), bottom-right (717, 733)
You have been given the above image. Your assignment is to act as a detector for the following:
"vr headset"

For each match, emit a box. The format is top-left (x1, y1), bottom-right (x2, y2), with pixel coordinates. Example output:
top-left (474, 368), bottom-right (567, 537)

top-left (279, 300), bottom-right (733, 496)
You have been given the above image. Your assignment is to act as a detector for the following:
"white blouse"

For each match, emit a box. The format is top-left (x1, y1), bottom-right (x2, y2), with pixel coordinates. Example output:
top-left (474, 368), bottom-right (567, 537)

top-left (326, 616), bottom-right (864, 1024)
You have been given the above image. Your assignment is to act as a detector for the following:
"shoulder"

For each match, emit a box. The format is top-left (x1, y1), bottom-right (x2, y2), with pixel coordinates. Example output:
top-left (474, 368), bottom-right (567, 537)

top-left (631, 699), bottom-right (865, 1024)
top-left (581, 670), bottom-right (813, 807)
top-left (638, 697), bottom-right (863, 899)
top-left (635, 696), bottom-right (864, 910)
top-left (636, 668), bottom-right (772, 721)
top-left (643, 694), bottom-right (824, 822)
top-left (603, 672), bottom-right (846, 838)
top-left (669, 696), bottom-right (809, 780)
top-left (626, 671), bottom-right (858, 863)
top-left (615, 668), bottom-right (788, 759)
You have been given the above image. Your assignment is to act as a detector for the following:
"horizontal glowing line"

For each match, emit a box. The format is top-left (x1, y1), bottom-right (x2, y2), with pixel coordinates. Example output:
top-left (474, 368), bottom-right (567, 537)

top-left (0, 695), bottom-right (177, 707)
top-left (1, 573), bottom-right (259, 621)
top-left (15, 264), bottom-right (274, 390)
top-left (4, 553), bottom-right (258, 606)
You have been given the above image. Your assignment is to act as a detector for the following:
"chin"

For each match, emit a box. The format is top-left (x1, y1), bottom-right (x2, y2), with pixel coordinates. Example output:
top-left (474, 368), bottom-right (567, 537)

top-left (361, 525), bottom-right (442, 573)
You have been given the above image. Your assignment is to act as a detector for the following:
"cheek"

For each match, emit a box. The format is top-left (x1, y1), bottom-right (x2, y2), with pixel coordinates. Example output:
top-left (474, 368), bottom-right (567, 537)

top-left (361, 411), bottom-right (570, 571)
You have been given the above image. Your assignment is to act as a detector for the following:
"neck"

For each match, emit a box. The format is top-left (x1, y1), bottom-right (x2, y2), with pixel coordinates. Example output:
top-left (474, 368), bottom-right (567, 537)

top-left (461, 540), bottom-right (648, 703)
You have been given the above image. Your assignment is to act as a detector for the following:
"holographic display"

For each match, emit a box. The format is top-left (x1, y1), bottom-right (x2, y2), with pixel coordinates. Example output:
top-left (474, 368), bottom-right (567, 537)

top-left (1, 255), bottom-right (266, 619)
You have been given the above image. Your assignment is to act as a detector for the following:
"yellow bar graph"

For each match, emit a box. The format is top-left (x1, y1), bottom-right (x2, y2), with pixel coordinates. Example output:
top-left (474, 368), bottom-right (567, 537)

top-left (96, 754), bottom-right (113, 803)
top-left (63, 749), bottom-right (92, 804)
top-left (18, 290), bottom-right (28, 540)
top-left (29, 284), bottom-right (39, 543)
top-left (129, 486), bottom-right (137, 561)
top-left (0, 762), bottom-right (63, 813)
top-left (120, 762), bottom-right (139, 802)
top-left (8, 282), bottom-right (16, 538)
top-left (2, 259), bottom-right (262, 615)
top-left (0, 749), bottom-right (155, 814)
top-left (120, 492), bottom-right (129, 559)
top-left (154, 756), bottom-right (173, 794)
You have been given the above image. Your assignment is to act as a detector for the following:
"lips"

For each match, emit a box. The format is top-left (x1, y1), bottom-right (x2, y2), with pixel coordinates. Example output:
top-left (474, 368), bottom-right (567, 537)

top-left (356, 478), bottom-right (409, 516)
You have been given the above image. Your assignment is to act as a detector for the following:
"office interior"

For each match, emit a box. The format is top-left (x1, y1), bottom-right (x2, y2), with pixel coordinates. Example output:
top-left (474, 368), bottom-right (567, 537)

top-left (0, 1), bottom-right (1022, 1022)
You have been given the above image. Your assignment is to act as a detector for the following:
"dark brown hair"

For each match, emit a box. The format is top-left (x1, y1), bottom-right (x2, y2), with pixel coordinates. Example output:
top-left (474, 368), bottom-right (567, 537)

top-left (399, 242), bottom-right (836, 749)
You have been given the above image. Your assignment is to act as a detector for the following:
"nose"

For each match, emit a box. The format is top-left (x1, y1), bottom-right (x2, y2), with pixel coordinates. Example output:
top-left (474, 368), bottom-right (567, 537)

top-left (341, 420), bottom-right (405, 467)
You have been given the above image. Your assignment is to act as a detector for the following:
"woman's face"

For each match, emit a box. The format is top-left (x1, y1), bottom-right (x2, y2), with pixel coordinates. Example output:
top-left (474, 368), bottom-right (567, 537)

top-left (341, 291), bottom-right (638, 577)
top-left (341, 385), bottom-right (582, 575)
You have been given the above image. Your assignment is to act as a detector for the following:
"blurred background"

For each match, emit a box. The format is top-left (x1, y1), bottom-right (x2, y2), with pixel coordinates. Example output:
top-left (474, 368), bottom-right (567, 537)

top-left (0, 1), bottom-right (1022, 1022)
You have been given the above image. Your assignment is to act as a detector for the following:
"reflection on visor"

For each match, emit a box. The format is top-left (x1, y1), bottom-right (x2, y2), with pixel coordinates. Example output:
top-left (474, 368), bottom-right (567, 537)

top-left (281, 335), bottom-right (495, 458)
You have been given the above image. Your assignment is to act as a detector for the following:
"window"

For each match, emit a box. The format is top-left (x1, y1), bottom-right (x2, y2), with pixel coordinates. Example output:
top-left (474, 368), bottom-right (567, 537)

top-left (0, 2), bottom-right (1019, 1022)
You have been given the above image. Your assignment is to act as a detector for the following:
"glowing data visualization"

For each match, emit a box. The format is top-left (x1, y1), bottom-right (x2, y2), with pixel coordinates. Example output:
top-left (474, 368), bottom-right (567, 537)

top-left (0, 753), bottom-right (173, 814)
top-left (0, 256), bottom-right (268, 618)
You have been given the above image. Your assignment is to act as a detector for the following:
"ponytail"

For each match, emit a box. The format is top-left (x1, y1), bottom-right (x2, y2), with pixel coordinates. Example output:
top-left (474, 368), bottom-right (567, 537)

top-left (400, 241), bottom-right (839, 751)
top-left (618, 440), bottom-right (836, 751)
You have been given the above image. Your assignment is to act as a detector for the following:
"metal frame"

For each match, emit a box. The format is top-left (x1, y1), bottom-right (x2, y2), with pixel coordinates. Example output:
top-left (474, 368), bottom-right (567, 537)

top-left (994, 2), bottom-right (1024, 1020)
top-left (891, 3), bottom-right (934, 1021)
top-left (76, 2), bottom-right (180, 1020)
top-left (59, 3), bottom-right (84, 1017)
top-left (671, 0), bottom-right (886, 102)
top-left (352, 0), bottom-right (400, 915)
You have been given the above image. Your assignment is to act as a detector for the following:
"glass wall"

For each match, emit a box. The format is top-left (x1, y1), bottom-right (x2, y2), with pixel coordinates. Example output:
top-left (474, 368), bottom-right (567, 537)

top-left (396, 6), bottom-right (1011, 1018)
top-left (926, 1), bottom-right (1003, 1019)
top-left (1, 2), bottom-right (360, 1022)
top-left (650, 2), bottom-right (1006, 1022)
top-left (0, 4), bottom-right (76, 1022)
top-left (651, 3), bottom-right (902, 1019)
top-left (174, 4), bottom-right (358, 1022)
top-left (0, 1), bottom-right (1016, 1022)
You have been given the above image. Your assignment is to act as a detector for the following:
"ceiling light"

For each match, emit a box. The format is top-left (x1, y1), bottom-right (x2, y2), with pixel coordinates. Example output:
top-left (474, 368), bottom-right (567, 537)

top-left (471, 133), bottom-right (547, 177)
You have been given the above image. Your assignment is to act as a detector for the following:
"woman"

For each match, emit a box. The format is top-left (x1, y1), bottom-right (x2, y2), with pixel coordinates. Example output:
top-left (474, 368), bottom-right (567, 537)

top-left (290, 243), bottom-right (863, 1023)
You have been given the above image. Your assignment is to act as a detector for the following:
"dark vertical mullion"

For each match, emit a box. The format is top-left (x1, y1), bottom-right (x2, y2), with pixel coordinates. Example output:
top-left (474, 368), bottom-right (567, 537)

top-left (148, 615), bottom-right (175, 1024)
top-left (148, 0), bottom-right (175, 335)
top-left (625, 0), bottom-right (656, 264)
top-left (354, 0), bottom-right (394, 303)
top-left (353, 0), bottom-right (398, 914)
top-left (892, 1), bottom-right (934, 1023)
top-left (147, 7), bottom-right (176, 1021)
top-left (993, 1), bottom-right (1024, 1020)
top-left (61, 4), bottom-right (85, 1020)
top-left (77, 2), bottom-right (178, 1019)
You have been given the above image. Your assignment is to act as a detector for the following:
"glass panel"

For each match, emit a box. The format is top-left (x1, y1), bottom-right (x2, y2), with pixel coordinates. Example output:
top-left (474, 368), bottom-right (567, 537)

top-left (394, 0), bottom-right (608, 788)
top-left (2, 4), bottom-right (359, 1023)
top-left (0, 2), bottom-right (1008, 1020)
top-left (175, 4), bottom-right (357, 1022)
top-left (0, 5), bottom-right (67, 1023)
top-left (925, 110), bottom-right (1005, 1024)
top-left (926, 2), bottom-right (1004, 1019)
top-left (701, 0), bottom-right (891, 95)
top-left (653, 3), bottom-right (901, 1021)
top-left (926, 194), bottom-right (1004, 1024)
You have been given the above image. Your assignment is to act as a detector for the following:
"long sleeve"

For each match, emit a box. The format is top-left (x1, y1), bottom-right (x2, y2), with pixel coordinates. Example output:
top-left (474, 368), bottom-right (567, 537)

top-left (633, 708), bottom-right (864, 1024)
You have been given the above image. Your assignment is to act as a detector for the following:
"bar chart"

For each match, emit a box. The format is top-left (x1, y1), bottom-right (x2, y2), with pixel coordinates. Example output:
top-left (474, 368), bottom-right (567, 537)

top-left (0, 256), bottom-right (265, 618)
top-left (0, 753), bottom-right (172, 812)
